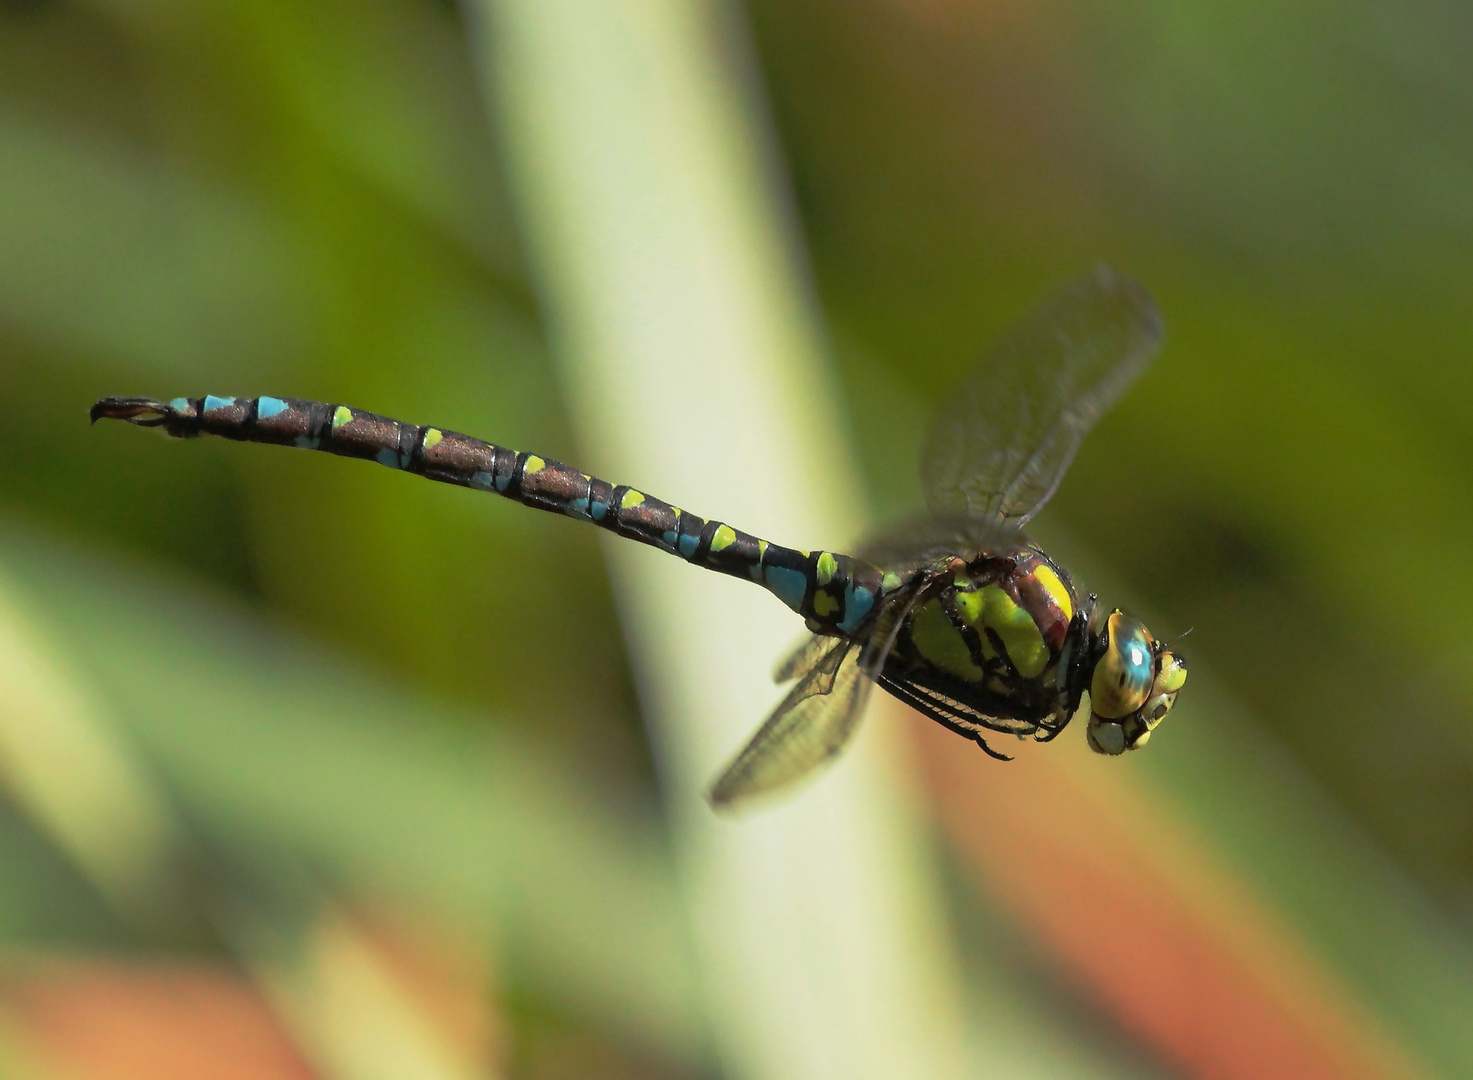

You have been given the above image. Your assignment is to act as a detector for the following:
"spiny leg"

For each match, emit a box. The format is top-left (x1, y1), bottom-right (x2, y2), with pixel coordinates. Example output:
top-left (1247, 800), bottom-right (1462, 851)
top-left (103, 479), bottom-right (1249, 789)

top-left (967, 731), bottom-right (1013, 762)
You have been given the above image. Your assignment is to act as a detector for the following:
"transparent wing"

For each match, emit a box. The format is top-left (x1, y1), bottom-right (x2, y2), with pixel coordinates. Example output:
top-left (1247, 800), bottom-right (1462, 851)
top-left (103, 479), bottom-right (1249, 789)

top-left (922, 266), bottom-right (1162, 527)
top-left (709, 638), bottom-right (869, 810)
top-left (772, 632), bottom-right (835, 683)
top-left (710, 573), bottom-right (942, 811)
top-left (856, 513), bottom-right (1023, 577)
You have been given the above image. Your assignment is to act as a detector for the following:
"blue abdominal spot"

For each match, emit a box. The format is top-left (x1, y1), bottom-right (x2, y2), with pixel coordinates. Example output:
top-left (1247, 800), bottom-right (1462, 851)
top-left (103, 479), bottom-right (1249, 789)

top-left (837, 585), bottom-right (874, 633)
top-left (256, 396), bottom-right (288, 419)
top-left (763, 565), bottom-right (808, 613)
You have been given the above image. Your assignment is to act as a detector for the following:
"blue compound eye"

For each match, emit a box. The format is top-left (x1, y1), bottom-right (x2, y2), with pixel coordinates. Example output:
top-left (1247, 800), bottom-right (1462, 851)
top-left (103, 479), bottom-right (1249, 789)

top-left (1090, 612), bottom-right (1154, 721)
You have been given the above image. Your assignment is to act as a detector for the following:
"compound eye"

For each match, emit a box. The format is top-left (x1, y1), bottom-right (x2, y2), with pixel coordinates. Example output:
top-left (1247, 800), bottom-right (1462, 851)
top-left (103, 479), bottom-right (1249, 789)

top-left (1156, 650), bottom-right (1187, 694)
top-left (1090, 612), bottom-right (1154, 720)
top-left (1141, 650), bottom-right (1187, 729)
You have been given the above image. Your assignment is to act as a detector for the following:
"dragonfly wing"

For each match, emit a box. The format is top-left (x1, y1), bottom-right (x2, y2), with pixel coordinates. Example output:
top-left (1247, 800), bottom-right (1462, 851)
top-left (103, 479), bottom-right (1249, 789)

top-left (709, 639), bottom-right (870, 810)
top-left (857, 513), bottom-right (1021, 577)
top-left (922, 266), bottom-right (1162, 527)
top-left (772, 631), bottom-right (837, 683)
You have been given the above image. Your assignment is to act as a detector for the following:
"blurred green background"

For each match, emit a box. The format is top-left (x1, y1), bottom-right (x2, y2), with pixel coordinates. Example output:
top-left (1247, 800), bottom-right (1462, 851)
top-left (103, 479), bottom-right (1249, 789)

top-left (1, 0), bottom-right (1471, 1077)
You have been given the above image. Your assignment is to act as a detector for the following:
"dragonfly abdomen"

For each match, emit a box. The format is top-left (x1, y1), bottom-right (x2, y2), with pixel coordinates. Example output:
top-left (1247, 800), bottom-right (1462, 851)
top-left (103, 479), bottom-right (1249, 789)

top-left (90, 394), bottom-right (888, 636)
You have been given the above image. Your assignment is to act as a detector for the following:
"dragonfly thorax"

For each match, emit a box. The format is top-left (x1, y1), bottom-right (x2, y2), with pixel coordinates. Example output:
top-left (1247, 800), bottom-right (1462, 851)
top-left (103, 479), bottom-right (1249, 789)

top-left (878, 549), bottom-right (1188, 757)
top-left (880, 546), bottom-right (1091, 741)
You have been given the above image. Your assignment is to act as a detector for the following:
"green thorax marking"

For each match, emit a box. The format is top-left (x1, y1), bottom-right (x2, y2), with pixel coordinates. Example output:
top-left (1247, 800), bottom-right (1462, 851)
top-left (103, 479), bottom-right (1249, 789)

top-left (909, 598), bottom-right (983, 682)
top-left (954, 581), bottom-right (1050, 679)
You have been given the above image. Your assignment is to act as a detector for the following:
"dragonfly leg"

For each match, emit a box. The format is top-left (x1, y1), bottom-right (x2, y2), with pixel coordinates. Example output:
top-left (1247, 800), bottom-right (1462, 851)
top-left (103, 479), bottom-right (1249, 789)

top-left (968, 731), bottom-right (1013, 762)
top-left (1033, 718), bottom-right (1069, 744)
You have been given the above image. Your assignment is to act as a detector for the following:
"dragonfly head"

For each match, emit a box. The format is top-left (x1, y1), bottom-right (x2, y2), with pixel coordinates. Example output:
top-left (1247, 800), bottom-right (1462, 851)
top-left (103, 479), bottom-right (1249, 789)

top-left (1085, 610), bottom-right (1187, 754)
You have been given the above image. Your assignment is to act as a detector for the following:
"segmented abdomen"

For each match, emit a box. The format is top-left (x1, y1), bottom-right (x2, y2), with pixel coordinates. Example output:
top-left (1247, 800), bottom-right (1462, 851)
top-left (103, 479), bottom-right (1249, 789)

top-left (93, 394), bottom-right (891, 636)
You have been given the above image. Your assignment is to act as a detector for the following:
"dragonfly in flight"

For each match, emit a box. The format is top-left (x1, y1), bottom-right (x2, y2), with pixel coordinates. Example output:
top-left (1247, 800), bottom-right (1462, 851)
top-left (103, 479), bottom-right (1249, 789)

top-left (92, 266), bottom-right (1186, 809)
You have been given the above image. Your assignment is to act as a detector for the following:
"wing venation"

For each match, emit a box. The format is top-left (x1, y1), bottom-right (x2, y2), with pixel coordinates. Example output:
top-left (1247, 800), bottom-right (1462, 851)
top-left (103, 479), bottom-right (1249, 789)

top-left (921, 266), bottom-right (1162, 527)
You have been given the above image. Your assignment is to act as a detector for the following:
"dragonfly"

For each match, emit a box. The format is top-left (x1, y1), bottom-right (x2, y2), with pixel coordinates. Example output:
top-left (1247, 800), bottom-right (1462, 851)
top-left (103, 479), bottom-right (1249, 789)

top-left (91, 265), bottom-right (1186, 810)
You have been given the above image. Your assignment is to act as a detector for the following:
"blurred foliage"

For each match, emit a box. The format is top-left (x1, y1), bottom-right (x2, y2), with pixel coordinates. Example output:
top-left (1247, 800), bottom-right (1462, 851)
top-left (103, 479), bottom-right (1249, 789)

top-left (0, 0), bottom-right (1470, 1077)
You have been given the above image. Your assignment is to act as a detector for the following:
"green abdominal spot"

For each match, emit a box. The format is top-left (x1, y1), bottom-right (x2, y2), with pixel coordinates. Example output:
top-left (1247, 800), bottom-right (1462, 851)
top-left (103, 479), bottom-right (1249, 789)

top-left (910, 600), bottom-right (983, 682)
